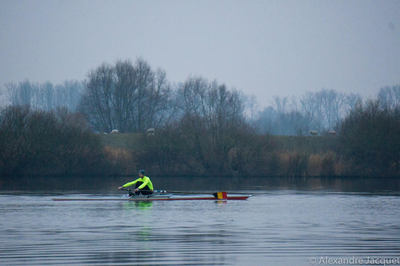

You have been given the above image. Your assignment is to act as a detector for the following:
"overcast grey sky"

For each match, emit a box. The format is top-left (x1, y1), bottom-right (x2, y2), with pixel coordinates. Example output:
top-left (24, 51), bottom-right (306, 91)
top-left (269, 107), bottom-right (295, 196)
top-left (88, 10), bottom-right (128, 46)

top-left (1, 0), bottom-right (399, 106)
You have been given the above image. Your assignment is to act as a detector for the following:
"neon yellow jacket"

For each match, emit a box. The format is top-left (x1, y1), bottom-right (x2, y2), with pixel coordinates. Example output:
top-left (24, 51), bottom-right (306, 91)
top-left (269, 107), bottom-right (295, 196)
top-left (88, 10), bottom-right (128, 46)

top-left (122, 176), bottom-right (154, 191)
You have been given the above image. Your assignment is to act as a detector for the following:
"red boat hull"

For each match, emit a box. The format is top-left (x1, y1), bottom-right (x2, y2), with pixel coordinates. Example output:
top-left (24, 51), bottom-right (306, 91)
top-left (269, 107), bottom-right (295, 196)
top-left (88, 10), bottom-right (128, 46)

top-left (52, 194), bottom-right (250, 201)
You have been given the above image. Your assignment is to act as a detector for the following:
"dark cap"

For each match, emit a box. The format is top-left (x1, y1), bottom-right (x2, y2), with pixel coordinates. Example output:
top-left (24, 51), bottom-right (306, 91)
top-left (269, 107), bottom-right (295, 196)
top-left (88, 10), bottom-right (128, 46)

top-left (138, 169), bottom-right (145, 175)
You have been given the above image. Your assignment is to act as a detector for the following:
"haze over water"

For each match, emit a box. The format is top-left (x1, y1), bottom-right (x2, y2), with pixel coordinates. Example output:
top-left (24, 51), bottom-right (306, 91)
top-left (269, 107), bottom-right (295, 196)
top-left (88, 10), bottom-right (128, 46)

top-left (1, 178), bottom-right (400, 265)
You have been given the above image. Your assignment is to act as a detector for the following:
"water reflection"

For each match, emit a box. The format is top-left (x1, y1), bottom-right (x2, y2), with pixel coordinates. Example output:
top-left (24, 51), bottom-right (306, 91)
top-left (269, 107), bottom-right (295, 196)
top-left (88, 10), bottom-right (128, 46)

top-left (123, 200), bottom-right (153, 211)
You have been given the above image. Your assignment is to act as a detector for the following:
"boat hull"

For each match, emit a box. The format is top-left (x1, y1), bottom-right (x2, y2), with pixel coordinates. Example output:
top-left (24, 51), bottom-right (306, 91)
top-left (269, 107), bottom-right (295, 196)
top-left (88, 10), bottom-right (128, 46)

top-left (52, 194), bottom-right (250, 201)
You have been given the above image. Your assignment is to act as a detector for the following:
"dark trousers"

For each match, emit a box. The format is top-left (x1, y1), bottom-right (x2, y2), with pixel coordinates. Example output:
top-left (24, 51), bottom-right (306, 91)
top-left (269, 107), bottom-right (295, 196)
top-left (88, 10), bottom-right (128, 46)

top-left (128, 182), bottom-right (153, 196)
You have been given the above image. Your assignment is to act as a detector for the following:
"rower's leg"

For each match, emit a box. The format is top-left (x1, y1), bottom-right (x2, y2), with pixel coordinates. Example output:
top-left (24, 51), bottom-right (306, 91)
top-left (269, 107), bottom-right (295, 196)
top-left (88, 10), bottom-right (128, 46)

top-left (138, 189), bottom-right (153, 198)
top-left (135, 182), bottom-right (143, 195)
top-left (140, 190), bottom-right (153, 195)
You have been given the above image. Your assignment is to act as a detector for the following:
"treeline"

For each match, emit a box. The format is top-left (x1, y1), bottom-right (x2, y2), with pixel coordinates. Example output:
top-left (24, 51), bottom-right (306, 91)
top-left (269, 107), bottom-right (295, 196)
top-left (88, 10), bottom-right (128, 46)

top-left (2, 59), bottom-right (399, 136)
top-left (339, 101), bottom-right (400, 177)
top-left (0, 58), bottom-right (399, 179)
top-left (3, 80), bottom-right (83, 111)
top-left (126, 99), bottom-right (400, 178)
top-left (254, 90), bottom-right (361, 135)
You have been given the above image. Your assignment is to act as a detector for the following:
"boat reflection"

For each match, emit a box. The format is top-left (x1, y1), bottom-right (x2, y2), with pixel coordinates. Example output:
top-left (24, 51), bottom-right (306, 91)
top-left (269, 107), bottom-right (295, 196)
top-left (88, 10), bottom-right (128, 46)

top-left (123, 200), bottom-right (153, 210)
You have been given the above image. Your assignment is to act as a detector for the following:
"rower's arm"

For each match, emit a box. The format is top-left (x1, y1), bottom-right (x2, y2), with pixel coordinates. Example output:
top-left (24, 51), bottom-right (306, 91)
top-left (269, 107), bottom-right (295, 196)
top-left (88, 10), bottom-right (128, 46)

top-left (122, 178), bottom-right (139, 188)
top-left (137, 178), bottom-right (149, 190)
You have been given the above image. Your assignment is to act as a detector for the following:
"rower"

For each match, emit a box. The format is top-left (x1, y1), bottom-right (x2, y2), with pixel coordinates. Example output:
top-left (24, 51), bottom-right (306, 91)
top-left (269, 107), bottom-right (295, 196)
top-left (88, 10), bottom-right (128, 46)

top-left (118, 170), bottom-right (154, 196)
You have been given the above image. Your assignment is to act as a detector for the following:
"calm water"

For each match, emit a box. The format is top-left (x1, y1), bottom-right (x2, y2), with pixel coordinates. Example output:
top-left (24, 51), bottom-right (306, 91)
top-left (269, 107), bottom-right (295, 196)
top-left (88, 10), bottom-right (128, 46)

top-left (1, 190), bottom-right (400, 265)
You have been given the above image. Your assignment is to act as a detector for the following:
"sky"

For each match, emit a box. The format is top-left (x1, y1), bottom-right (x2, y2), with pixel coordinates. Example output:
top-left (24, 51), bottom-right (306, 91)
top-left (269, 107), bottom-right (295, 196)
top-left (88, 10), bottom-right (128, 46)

top-left (0, 0), bottom-right (399, 107)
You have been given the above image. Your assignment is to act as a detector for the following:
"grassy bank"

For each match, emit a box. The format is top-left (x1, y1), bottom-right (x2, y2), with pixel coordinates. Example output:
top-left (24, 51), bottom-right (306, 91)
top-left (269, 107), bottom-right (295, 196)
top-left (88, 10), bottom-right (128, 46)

top-left (101, 133), bottom-right (338, 153)
top-left (101, 133), bottom-right (343, 177)
top-left (100, 133), bottom-right (143, 150)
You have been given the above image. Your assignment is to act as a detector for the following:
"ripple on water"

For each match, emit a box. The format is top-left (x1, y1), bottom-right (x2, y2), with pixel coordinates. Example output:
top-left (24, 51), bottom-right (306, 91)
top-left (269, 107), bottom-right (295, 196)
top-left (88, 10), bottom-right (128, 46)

top-left (0, 193), bottom-right (399, 265)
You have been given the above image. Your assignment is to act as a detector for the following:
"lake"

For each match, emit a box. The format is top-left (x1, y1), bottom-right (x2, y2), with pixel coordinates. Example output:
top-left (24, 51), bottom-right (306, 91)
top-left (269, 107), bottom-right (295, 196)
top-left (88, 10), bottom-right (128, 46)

top-left (1, 177), bottom-right (400, 265)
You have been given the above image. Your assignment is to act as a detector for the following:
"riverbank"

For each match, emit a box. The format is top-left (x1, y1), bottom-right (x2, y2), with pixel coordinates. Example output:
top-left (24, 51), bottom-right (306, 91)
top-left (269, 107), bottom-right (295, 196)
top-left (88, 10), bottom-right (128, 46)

top-left (1, 104), bottom-right (399, 181)
top-left (101, 133), bottom-right (347, 177)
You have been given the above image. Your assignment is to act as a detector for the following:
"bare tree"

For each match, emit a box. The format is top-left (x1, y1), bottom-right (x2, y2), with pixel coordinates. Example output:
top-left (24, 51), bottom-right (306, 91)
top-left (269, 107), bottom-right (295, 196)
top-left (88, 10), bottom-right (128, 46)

top-left (178, 77), bottom-right (244, 129)
top-left (54, 81), bottom-right (84, 111)
top-left (80, 59), bottom-right (172, 133)
top-left (378, 85), bottom-right (400, 110)
top-left (256, 89), bottom-right (362, 135)
top-left (300, 91), bottom-right (324, 131)
top-left (300, 89), bottom-right (350, 131)
top-left (6, 80), bottom-right (33, 106)
top-left (4, 80), bottom-right (83, 111)
top-left (272, 96), bottom-right (288, 114)
top-left (344, 93), bottom-right (362, 115)
top-left (81, 63), bottom-right (115, 131)
top-left (318, 89), bottom-right (345, 129)
top-left (175, 77), bottom-right (246, 171)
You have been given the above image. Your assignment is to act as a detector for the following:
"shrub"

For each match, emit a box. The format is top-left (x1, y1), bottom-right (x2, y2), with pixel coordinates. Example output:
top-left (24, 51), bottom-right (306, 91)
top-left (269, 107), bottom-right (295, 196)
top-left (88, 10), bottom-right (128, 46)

top-left (285, 152), bottom-right (309, 177)
top-left (339, 101), bottom-right (400, 176)
top-left (0, 106), bottom-right (108, 177)
top-left (320, 152), bottom-right (336, 177)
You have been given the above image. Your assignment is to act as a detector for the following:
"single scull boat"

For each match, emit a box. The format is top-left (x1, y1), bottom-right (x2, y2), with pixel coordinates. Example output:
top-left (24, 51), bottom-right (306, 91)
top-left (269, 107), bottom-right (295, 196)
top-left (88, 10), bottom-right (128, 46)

top-left (52, 191), bottom-right (251, 201)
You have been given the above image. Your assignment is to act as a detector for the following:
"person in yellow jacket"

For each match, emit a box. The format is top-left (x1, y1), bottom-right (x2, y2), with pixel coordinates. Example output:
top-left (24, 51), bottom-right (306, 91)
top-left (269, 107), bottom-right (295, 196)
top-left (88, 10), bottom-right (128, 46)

top-left (118, 170), bottom-right (154, 196)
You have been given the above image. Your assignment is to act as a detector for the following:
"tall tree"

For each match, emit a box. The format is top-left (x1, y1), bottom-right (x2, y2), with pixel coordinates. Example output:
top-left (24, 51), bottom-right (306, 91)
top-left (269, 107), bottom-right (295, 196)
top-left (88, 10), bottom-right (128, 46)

top-left (175, 77), bottom-right (247, 172)
top-left (80, 59), bottom-right (172, 133)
